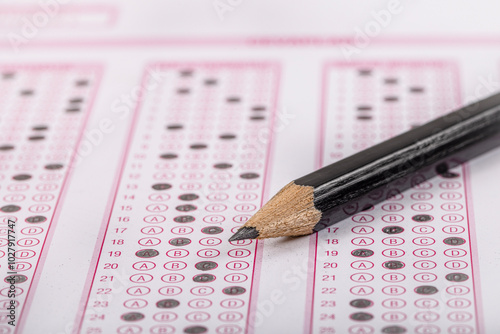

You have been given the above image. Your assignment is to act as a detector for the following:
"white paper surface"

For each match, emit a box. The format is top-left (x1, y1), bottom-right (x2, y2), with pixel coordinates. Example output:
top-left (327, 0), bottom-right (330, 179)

top-left (0, 1), bottom-right (499, 333)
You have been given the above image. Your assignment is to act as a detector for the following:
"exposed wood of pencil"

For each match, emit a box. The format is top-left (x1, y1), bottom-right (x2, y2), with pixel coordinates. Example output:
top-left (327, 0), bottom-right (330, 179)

top-left (229, 92), bottom-right (500, 241)
top-left (230, 182), bottom-right (322, 240)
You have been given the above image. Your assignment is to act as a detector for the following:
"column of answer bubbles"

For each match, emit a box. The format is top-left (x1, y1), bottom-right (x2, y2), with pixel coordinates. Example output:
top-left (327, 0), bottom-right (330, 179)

top-left (0, 65), bottom-right (100, 331)
top-left (78, 63), bottom-right (279, 334)
top-left (310, 61), bottom-right (476, 334)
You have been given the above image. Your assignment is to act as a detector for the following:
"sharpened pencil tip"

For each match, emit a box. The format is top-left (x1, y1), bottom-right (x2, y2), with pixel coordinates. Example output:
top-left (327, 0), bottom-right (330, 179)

top-left (229, 227), bottom-right (259, 241)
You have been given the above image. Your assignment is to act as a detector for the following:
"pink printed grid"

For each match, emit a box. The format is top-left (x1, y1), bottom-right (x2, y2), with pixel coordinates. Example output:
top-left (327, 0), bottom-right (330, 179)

top-left (75, 62), bottom-right (280, 334)
top-left (3, 36), bottom-right (500, 50)
top-left (306, 61), bottom-right (482, 334)
top-left (0, 64), bottom-right (102, 333)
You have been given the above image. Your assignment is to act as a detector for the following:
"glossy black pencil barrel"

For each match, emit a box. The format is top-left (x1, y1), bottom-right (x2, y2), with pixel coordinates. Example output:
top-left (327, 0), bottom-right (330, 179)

top-left (230, 92), bottom-right (500, 240)
top-left (300, 92), bottom-right (500, 231)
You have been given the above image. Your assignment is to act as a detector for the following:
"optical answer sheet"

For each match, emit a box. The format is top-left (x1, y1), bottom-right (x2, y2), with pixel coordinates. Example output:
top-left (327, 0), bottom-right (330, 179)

top-left (0, 64), bottom-right (101, 330)
top-left (75, 62), bottom-right (280, 334)
top-left (0, 37), bottom-right (500, 334)
top-left (308, 61), bottom-right (478, 334)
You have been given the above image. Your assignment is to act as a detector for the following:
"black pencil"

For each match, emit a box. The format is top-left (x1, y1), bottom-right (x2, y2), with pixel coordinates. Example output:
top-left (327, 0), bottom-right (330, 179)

top-left (229, 92), bottom-right (500, 241)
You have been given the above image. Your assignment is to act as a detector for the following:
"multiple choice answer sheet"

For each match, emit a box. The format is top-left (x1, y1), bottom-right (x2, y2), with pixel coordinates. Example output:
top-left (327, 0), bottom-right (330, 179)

top-left (309, 61), bottom-right (475, 334)
top-left (77, 62), bottom-right (280, 334)
top-left (0, 2), bottom-right (500, 334)
top-left (0, 65), bottom-right (101, 331)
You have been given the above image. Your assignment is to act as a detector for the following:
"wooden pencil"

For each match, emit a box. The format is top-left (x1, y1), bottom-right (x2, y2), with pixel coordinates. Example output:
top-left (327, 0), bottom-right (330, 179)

top-left (229, 92), bottom-right (500, 241)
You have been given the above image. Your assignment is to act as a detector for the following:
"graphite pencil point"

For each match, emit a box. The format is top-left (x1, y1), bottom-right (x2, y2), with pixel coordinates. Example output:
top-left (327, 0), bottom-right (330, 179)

top-left (229, 227), bottom-right (259, 241)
